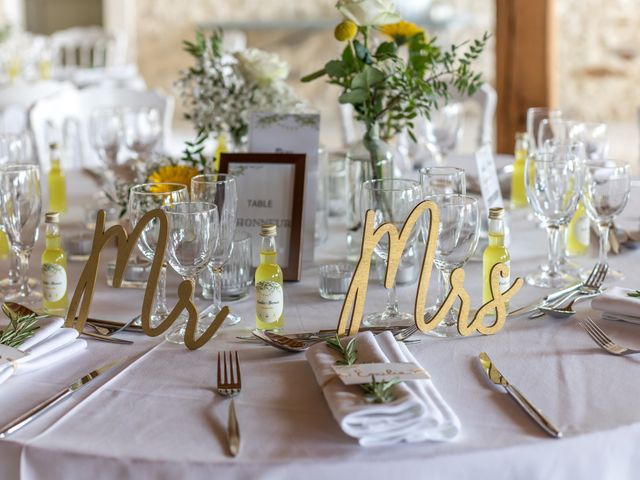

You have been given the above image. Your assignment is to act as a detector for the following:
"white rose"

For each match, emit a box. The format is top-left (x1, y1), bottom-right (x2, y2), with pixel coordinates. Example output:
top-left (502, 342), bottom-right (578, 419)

top-left (336, 0), bottom-right (401, 27)
top-left (233, 49), bottom-right (289, 86)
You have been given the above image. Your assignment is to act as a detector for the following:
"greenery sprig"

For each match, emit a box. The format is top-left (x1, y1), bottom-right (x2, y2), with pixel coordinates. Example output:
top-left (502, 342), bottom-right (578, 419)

top-left (0, 313), bottom-right (39, 348)
top-left (327, 334), bottom-right (400, 404)
top-left (627, 290), bottom-right (640, 298)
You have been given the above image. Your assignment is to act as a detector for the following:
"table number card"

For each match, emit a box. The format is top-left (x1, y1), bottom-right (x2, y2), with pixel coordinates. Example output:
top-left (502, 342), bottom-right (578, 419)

top-left (249, 112), bottom-right (320, 270)
top-left (474, 144), bottom-right (504, 209)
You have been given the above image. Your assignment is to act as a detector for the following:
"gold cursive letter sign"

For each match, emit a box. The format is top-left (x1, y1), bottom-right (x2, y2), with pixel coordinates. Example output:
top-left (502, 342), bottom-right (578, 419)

top-left (65, 209), bottom-right (227, 350)
top-left (336, 200), bottom-right (523, 337)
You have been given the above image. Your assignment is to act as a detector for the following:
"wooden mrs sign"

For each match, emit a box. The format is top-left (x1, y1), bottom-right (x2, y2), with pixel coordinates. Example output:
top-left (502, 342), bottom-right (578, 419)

top-left (65, 209), bottom-right (228, 350)
top-left (336, 200), bottom-right (524, 337)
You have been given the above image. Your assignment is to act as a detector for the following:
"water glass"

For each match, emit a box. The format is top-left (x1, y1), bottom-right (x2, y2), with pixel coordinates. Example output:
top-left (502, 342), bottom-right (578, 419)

top-left (583, 164), bottom-right (630, 279)
top-left (200, 231), bottom-right (253, 302)
top-left (319, 263), bottom-right (354, 300)
top-left (419, 166), bottom-right (466, 197)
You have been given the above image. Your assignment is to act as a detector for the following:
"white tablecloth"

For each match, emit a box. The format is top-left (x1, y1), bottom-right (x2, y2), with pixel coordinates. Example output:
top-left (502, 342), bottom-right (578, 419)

top-left (2, 164), bottom-right (640, 479)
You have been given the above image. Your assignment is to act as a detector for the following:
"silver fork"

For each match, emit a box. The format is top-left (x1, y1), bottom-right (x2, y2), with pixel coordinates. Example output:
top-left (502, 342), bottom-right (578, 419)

top-left (530, 263), bottom-right (608, 318)
top-left (217, 351), bottom-right (241, 457)
top-left (578, 316), bottom-right (640, 356)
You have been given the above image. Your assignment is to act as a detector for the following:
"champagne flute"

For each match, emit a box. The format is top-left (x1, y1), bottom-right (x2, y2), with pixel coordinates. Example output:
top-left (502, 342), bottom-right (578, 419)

top-left (583, 164), bottom-right (630, 279)
top-left (360, 179), bottom-right (422, 327)
top-left (429, 194), bottom-right (480, 337)
top-left (525, 145), bottom-right (585, 288)
top-left (190, 174), bottom-right (239, 326)
top-left (419, 166), bottom-right (466, 316)
top-left (129, 183), bottom-right (189, 327)
top-left (0, 164), bottom-right (42, 303)
top-left (163, 201), bottom-right (219, 344)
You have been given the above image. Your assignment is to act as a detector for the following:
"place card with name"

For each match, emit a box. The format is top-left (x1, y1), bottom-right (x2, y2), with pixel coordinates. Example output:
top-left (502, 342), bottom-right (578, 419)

top-left (474, 144), bottom-right (504, 209)
top-left (332, 362), bottom-right (430, 385)
top-left (220, 152), bottom-right (306, 281)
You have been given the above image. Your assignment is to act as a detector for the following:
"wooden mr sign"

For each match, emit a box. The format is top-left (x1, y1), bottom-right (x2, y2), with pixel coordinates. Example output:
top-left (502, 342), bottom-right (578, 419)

top-left (64, 209), bottom-right (228, 350)
top-left (336, 200), bottom-right (523, 337)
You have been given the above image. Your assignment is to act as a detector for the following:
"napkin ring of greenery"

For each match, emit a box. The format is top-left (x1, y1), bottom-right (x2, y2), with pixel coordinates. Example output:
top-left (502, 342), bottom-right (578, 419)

top-left (0, 313), bottom-right (39, 348)
top-left (327, 334), bottom-right (400, 404)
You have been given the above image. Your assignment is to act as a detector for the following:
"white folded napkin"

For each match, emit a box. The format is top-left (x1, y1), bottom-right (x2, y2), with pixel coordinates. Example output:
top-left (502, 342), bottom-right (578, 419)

top-left (0, 316), bottom-right (87, 385)
top-left (306, 330), bottom-right (461, 446)
top-left (591, 286), bottom-right (640, 324)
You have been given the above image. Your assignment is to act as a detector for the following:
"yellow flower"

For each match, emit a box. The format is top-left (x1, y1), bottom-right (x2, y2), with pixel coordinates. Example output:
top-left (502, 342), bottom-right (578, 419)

top-left (148, 165), bottom-right (200, 193)
top-left (334, 20), bottom-right (358, 42)
top-left (379, 21), bottom-right (424, 45)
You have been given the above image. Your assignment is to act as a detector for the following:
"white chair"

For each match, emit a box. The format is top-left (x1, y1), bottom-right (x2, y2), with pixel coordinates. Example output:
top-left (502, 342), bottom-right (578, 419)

top-left (29, 87), bottom-right (174, 171)
top-left (0, 80), bottom-right (74, 134)
top-left (50, 26), bottom-right (127, 69)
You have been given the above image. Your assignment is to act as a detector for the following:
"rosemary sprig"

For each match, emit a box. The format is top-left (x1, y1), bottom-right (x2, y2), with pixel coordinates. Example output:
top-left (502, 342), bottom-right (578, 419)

top-left (327, 334), bottom-right (399, 404)
top-left (627, 290), bottom-right (640, 298)
top-left (0, 313), bottom-right (39, 348)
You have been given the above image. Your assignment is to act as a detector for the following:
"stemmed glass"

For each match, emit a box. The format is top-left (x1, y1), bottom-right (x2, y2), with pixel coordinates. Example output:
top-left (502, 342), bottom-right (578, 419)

top-left (123, 107), bottom-right (162, 165)
top-left (429, 194), bottom-right (480, 337)
top-left (0, 164), bottom-right (42, 303)
top-left (129, 183), bottom-right (189, 327)
top-left (537, 118), bottom-right (581, 148)
top-left (575, 122), bottom-right (608, 162)
top-left (163, 202), bottom-right (219, 344)
top-left (426, 102), bottom-right (463, 165)
top-left (526, 107), bottom-right (562, 150)
top-left (525, 145), bottom-right (585, 287)
top-left (583, 164), bottom-right (630, 279)
top-left (89, 107), bottom-right (123, 173)
top-left (361, 179), bottom-right (422, 327)
top-left (190, 174), bottom-right (240, 326)
top-left (419, 166), bottom-right (466, 315)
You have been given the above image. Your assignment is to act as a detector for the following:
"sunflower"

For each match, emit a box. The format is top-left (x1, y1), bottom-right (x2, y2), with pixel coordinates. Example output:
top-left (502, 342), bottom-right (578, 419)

top-left (148, 165), bottom-right (200, 193)
top-left (379, 21), bottom-right (424, 45)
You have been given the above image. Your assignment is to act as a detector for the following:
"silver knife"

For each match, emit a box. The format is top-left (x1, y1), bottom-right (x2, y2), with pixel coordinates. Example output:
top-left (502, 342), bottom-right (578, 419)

top-left (507, 282), bottom-right (582, 317)
top-left (0, 359), bottom-right (123, 439)
top-left (478, 352), bottom-right (562, 438)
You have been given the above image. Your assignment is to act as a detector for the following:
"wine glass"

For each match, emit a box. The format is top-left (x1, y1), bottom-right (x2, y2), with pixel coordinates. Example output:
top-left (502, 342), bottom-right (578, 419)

top-left (123, 107), bottom-right (162, 164)
top-left (419, 166), bottom-right (466, 315)
top-left (163, 201), bottom-right (219, 344)
top-left (537, 118), bottom-right (581, 148)
top-left (360, 179), bottom-right (422, 327)
top-left (583, 164), bottom-right (630, 279)
top-left (574, 122), bottom-right (608, 162)
top-left (89, 107), bottom-right (123, 172)
top-left (426, 102), bottom-right (463, 164)
top-left (429, 194), bottom-right (480, 337)
top-left (525, 145), bottom-right (585, 288)
top-left (129, 183), bottom-right (189, 327)
top-left (526, 107), bottom-right (562, 151)
top-left (190, 174), bottom-right (240, 326)
top-left (0, 164), bottom-right (42, 303)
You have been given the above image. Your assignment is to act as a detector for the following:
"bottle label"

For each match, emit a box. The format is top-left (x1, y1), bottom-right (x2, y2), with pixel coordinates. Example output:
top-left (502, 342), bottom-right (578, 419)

top-left (42, 263), bottom-right (67, 302)
top-left (256, 281), bottom-right (283, 324)
top-left (498, 261), bottom-right (511, 293)
top-left (575, 215), bottom-right (590, 246)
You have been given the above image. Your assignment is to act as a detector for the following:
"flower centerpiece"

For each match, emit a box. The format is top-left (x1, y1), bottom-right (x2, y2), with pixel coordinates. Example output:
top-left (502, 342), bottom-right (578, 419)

top-left (176, 30), bottom-right (302, 162)
top-left (302, 0), bottom-right (488, 258)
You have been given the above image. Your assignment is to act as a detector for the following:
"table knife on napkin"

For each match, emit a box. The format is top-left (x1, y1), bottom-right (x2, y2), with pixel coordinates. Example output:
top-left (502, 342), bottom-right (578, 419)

top-left (0, 358), bottom-right (124, 439)
top-left (478, 352), bottom-right (562, 438)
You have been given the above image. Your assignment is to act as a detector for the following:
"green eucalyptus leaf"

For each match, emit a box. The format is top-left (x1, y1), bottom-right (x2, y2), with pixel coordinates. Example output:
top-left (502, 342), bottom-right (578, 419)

top-left (325, 60), bottom-right (348, 77)
top-left (375, 41), bottom-right (397, 59)
top-left (339, 89), bottom-right (367, 104)
top-left (301, 68), bottom-right (326, 82)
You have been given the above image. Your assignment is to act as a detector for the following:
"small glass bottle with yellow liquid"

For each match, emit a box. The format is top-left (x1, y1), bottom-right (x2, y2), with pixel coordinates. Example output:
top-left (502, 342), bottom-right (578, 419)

top-left (0, 230), bottom-right (9, 259)
top-left (566, 201), bottom-right (590, 256)
top-left (47, 143), bottom-right (67, 213)
top-left (255, 224), bottom-right (284, 331)
top-left (483, 208), bottom-right (511, 307)
top-left (41, 212), bottom-right (68, 314)
top-left (510, 132), bottom-right (528, 209)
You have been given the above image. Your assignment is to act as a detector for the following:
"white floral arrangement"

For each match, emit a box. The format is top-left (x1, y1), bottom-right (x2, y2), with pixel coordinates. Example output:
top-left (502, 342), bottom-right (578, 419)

top-left (176, 31), bottom-right (301, 154)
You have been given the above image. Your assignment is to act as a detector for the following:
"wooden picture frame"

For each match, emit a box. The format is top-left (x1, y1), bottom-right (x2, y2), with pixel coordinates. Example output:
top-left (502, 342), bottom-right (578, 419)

top-left (220, 153), bottom-right (306, 281)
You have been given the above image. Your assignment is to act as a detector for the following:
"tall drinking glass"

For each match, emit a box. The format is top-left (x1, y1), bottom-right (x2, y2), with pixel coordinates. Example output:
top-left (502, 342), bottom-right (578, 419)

top-left (583, 164), bottom-right (630, 279)
top-left (0, 164), bottom-right (42, 303)
top-left (163, 202), bottom-right (219, 344)
top-left (190, 174), bottom-right (239, 326)
top-left (361, 179), bottom-right (422, 327)
top-left (419, 166), bottom-right (466, 314)
top-left (525, 146), bottom-right (585, 287)
top-left (129, 183), bottom-right (189, 326)
top-left (429, 194), bottom-right (480, 337)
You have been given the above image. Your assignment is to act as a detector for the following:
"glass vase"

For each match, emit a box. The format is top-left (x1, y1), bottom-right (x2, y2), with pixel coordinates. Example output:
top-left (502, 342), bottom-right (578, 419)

top-left (345, 125), bottom-right (393, 261)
